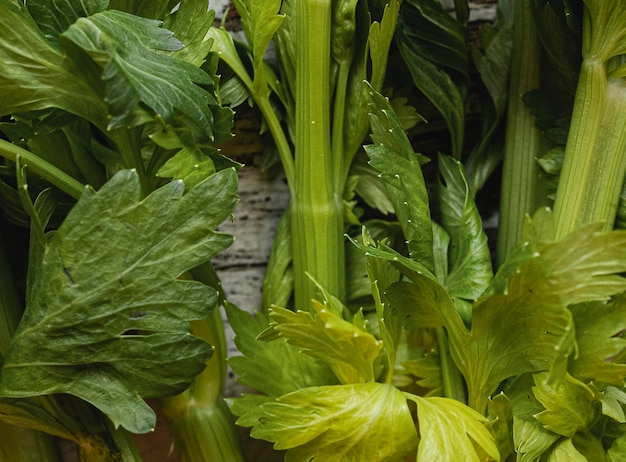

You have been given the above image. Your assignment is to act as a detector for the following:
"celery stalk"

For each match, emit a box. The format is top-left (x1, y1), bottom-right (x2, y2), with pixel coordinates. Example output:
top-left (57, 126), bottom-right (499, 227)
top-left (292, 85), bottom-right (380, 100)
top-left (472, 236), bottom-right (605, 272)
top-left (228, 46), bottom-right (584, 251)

top-left (552, 1), bottom-right (626, 239)
top-left (160, 264), bottom-right (244, 462)
top-left (291, 0), bottom-right (345, 309)
top-left (497, 0), bottom-right (547, 265)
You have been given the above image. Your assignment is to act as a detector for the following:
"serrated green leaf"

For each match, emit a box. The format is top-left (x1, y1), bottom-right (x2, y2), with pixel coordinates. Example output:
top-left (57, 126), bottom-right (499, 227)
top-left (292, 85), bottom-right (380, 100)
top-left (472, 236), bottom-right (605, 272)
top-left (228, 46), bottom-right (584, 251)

top-left (506, 374), bottom-right (562, 462)
top-left (259, 305), bottom-right (383, 384)
top-left (0, 1), bottom-right (104, 123)
top-left (0, 168), bottom-right (238, 433)
top-left (368, 0), bottom-right (400, 90)
top-left (107, 0), bottom-right (179, 20)
top-left (548, 439), bottom-right (587, 462)
top-left (60, 10), bottom-right (219, 139)
top-left (569, 299), bottom-right (626, 385)
top-left (365, 90), bottom-right (433, 270)
top-left (26, 0), bottom-right (108, 47)
top-left (601, 386), bottom-right (626, 423)
top-left (239, 382), bottom-right (418, 462)
top-left (225, 302), bottom-right (334, 397)
top-left (533, 373), bottom-right (597, 437)
top-left (487, 393), bottom-right (515, 461)
top-left (609, 432), bottom-right (626, 461)
top-left (163, 0), bottom-right (216, 67)
top-left (438, 154), bottom-right (493, 300)
top-left (406, 393), bottom-right (500, 462)
top-left (396, 0), bottom-right (468, 159)
top-left (232, 0), bottom-right (284, 96)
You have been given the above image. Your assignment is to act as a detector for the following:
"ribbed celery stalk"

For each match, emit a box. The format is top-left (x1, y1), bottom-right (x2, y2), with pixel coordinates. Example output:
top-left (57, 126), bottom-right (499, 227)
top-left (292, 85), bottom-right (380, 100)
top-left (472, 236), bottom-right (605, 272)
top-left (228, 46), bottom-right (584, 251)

top-left (552, 1), bottom-right (626, 239)
top-left (0, 139), bottom-right (85, 199)
top-left (160, 264), bottom-right (244, 462)
top-left (497, 0), bottom-right (547, 265)
top-left (291, 0), bottom-right (345, 310)
top-left (0, 234), bottom-right (63, 462)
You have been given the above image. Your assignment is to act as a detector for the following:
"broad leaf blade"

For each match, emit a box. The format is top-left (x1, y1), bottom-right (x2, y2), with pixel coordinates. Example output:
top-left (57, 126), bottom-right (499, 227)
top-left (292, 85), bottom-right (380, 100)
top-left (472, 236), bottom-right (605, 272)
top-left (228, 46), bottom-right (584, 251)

top-left (396, 0), bottom-right (468, 159)
top-left (569, 299), bottom-right (626, 385)
top-left (26, 0), bottom-right (108, 47)
top-left (0, 168), bottom-right (239, 433)
top-left (0, 1), bottom-right (104, 123)
top-left (407, 394), bottom-right (500, 462)
top-left (366, 88), bottom-right (433, 271)
top-left (459, 225), bottom-right (626, 412)
top-left (438, 154), bottom-right (493, 300)
top-left (225, 302), bottom-right (334, 398)
top-left (237, 383), bottom-right (418, 462)
top-left (60, 10), bottom-right (219, 138)
top-left (532, 373), bottom-right (597, 438)
top-left (259, 306), bottom-right (383, 384)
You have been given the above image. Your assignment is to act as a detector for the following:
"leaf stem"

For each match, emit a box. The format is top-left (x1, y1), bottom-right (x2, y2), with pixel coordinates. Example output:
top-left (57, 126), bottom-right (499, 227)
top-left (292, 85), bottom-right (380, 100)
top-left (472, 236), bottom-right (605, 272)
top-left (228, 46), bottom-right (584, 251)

top-left (0, 139), bottom-right (85, 200)
top-left (436, 328), bottom-right (466, 403)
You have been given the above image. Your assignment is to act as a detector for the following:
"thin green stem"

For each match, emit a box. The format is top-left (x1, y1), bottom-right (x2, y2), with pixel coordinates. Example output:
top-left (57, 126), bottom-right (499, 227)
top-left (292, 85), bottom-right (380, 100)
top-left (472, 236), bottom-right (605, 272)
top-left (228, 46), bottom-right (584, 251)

top-left (331, 61), bottom-right (351, 194)
top-left (107, 128), bottom-right (149, 197)
top-left (291, 0), bottom-right (345, 310)
top-left (0, 139), bottom-right (85, 199)
top-left (255, 97), bottom-right (296, 194)
top-left (436, 328), bottom-right (466, 403)
top-left (497, 0), bottom-right (547, 265)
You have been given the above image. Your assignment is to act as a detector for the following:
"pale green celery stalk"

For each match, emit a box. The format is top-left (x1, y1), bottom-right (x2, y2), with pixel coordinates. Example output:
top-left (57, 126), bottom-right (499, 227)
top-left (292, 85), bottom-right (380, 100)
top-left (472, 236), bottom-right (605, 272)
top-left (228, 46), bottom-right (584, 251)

top-left (0, 233), bottom-right (64, 461)
top-left (496, 0), bottom-right (547, 265)
top-left (291, 0), bottom-right (345, 310)
top-left (436, 329), bottom-right (466, 402)
top-left (0, 139), bottom-right (85, 199)
top-left (160, 264), bottom-right (244, 462)
top-left (552, 2), bottom-right (626, 239)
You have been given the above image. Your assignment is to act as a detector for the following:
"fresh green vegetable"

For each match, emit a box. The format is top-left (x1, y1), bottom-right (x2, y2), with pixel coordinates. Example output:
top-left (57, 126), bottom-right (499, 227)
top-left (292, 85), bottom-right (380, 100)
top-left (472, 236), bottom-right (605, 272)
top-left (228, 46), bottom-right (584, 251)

top-left (0, 0), bottom-right (243, 460)
top-left (219, 0), bottom-right (626, 460)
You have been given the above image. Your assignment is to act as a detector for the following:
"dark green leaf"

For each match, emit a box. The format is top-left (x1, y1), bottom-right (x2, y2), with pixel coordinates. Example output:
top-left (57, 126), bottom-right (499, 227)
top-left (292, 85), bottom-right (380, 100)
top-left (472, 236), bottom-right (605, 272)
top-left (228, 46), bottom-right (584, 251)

top-left (26, 0), bottom-right (108, 47)
top-left (107, 0), bottom-right (179, 20)
top-left (0, 168), bottom-right (239, 433)
top-left (60, 10), bottom-right (219, 139)
top-left (0, 1), bottom-right (105, 124)
top-left (366, 88), bottom-right (433, 270)
top-left (163, 0), bottom-right (216, 67)
top-left (396, 0), bottom-right (468, 158)
top-left (438, 154), bottom-right (493, 300)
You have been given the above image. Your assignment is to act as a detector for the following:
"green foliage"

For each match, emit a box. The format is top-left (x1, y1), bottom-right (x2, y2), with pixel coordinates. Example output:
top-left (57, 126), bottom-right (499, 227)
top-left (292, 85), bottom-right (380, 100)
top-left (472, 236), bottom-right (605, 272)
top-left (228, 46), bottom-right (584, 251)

top-left (235, 383), bottom-right (417, 462)
top-left (0, 168), bottom-right (238, 433)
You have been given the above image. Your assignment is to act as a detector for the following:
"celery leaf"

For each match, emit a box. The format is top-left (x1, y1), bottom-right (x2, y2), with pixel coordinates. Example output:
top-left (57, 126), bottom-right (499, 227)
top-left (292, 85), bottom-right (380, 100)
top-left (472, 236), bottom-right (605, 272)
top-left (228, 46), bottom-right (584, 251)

top-left (60, 10), bottom-right (218, 137)
top-left (237, 382), bottom-right (417, 462)
top-left (407, 394), bottom-right (500, 462)
top-left (532, 373), bottom-right (597, 438)
top-left (0, 168), bottom-right (238, 433)
top-left (569, 298), bottom-right (626, 385)
top-left (225, 302), bottom-right (335, 398)
top-left (258, 306), bottom-right (383, 384)
top-left (438, 154), bottom-right (493, 300)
